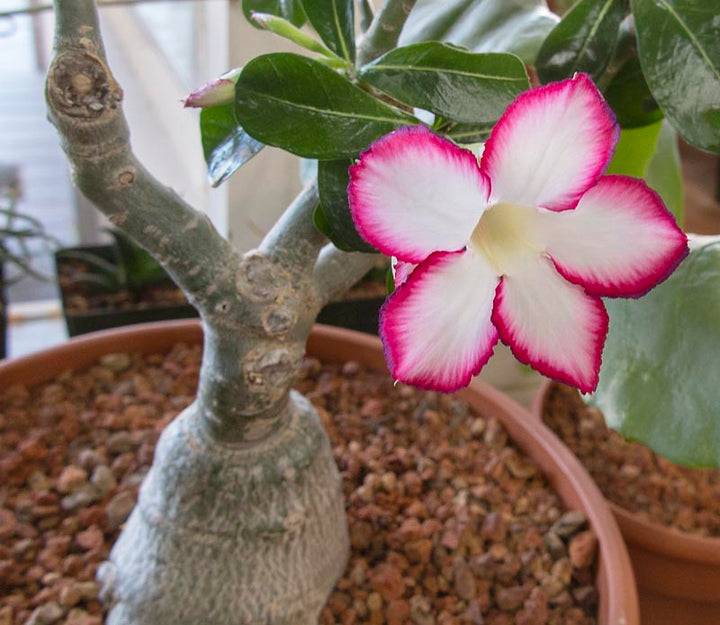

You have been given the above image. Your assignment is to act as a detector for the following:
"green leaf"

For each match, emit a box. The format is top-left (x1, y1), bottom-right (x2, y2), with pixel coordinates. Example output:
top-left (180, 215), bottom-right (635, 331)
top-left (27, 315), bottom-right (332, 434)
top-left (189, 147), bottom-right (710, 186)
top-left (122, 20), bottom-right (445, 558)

top-left (242, 0), bottom-right (307, 28)
top-left (603, 56), bottom-right (663, 128)
top-left (632, 0), bottom-right (720, 153)
top-left (400, 0), bottom-right (560, 65)
top-left (317, 159), bottom-right (376, 253)
top-left (645, 120), bottom-right (684, 223)
top-left (301, 0), bottom-right (355, 63)
top-left (235, 53), bottom-right (414, 159)
top-left (591, 236), bottom-right (720, 467)
top-left (606, 119), bottom-right (684, 222)
top-left (359, 43), bottom-right (529, 124)
top-left (536, 0), bottom-right (626, 84)
top-left (606, 121), bottom-right (662, 178)
top-left (200, 103), bottom-right (265, 187)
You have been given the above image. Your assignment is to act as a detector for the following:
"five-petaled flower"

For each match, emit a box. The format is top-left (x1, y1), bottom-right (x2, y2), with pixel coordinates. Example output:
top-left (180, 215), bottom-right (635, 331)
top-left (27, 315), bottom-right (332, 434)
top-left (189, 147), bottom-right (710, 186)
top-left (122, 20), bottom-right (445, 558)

top-left (348, 74), bottom-right (688, 394)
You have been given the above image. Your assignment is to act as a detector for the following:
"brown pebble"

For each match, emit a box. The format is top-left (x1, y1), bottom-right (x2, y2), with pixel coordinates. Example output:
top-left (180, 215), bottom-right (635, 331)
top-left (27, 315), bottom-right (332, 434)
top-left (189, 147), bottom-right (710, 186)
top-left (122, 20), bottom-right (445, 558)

top-left (386, 599), bottom-right (410, 625)
top-left (56, 466), bottom-right (88, 494)
top-left (568, 531), bottom-right (597, 569)
top-left (370, 563), bottom-right (405, 601)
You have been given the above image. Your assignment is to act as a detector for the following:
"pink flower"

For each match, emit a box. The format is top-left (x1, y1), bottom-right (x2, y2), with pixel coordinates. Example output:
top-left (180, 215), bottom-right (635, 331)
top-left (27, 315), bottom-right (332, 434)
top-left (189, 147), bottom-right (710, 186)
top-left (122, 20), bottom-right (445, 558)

top-left (349, 74), bottom-right (688, 394)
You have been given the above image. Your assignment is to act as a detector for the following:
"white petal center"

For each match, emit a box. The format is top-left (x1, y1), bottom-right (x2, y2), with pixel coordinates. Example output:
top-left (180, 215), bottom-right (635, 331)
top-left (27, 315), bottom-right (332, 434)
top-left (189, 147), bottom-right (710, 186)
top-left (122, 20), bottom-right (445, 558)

top-left (469, 203), bottom-right (542, 275)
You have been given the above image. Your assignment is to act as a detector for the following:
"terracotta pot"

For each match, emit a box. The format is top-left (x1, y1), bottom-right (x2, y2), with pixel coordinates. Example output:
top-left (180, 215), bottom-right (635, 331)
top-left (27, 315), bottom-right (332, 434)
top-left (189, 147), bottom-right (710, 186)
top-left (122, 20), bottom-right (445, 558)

top-left (0, 321), bottom-right (639, 625)
top-left (533, 380), bottom-right (720, 625)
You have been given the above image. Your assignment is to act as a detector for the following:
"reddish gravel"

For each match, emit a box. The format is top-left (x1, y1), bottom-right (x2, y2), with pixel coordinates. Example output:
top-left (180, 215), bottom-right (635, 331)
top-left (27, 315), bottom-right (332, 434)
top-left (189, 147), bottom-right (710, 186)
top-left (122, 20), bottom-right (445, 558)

top-left (542, 384), bottom-right (720, 537)
top-left (1, 345), bottom-right (599, 624)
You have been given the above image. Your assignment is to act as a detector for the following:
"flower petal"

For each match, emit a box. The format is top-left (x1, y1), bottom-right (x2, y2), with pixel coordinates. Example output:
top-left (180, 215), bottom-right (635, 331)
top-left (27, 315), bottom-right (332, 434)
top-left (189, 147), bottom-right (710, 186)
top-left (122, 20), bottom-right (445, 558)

top-left (544, 175), bottom-right (689, 297)
top-left (481, 74), bottom-right (618, 211)
top-left (349, 126), bottom-right (490, 263)
top-left (391, 258), bottom-right (417, 288)
top-left (381, 249), bottom-right (499, 392)
top-left (492, 255), bottom-right (608, 393)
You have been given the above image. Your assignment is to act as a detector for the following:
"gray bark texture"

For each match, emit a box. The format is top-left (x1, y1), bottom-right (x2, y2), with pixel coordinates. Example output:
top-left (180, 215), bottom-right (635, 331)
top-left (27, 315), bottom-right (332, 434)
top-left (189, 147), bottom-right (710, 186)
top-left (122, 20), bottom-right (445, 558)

top-left (43, 1), bottom-right (389, 622)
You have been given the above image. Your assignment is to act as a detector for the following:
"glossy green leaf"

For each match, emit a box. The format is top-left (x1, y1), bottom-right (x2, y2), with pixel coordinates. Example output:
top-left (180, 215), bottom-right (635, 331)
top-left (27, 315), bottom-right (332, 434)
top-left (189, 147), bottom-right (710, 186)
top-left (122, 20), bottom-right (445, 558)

top-left (632, 0), bottom-right (720, 153)
top-left (606, 120), bottom-right (684, 222)
top-left (301, 0), bottom-right (355, 63)
top-left (536, 0), bottom-right (626, 83)
top-left (400, 0), bottom-right (560, 65)
top-left (591, 236), bottom-right (720, 467)
top-left (359, 43), bottom-right (529, 124)
top-left (606, 121), bottom-right (662, 178)
top-left (603, 56), bottom-right (663, 128)
top-left (235, 53), bottom-right (414, 159)
top-left (644, 120), bottom-right (684, 223)
top-left (200, 103), bottom-right (264, 187)
top-left (242, 0), bottom-right (307, 28)
top-left (317, 159), bottom-right (376, 253)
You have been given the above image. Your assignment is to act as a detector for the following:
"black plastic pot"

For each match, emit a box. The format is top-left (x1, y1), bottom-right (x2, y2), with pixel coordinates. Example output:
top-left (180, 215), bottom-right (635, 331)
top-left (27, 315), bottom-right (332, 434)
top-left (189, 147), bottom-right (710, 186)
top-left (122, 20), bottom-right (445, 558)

top-left (55, 244), bottom-right (198, 337)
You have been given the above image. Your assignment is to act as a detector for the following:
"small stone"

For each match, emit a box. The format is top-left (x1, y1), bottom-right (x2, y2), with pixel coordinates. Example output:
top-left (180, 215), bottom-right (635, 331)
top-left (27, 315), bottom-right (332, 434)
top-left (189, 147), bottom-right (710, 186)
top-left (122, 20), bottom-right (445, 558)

top-left (0, 507), bottom-right (17, 540)
top-left (76, 526), bottom-right (104, 551)
top-left (28, 471), bottom-right (53, 492)
top-left (543, 531), bottom-right (566, 559)
top-left (481, 512), bottom-right (506, 542)
top-left (370, 563), bottom-right (405, 601)
top-left (26, 602), bottom-right (63, 625)
top-left (56, 466), bottom-right (88, 494)
top-left (568, 530), bottom-right (597, 569)
top-left (61, 484), bottom-right (100, 511)
top-left (107, 432), bottom-right (135, 454)
top-left (495, 585), bottom-right (530, 611)
top-left (90, 465), bottom-right (117, 496)
top-left (59, 585), bottom-right (82, 609)
top-left (99, 352), bottom-right (131, 372)
top-left (386, 599), bottom-right (410, 625)
top-left (104, 491), bottom-right (136, 530)
top-left (404, 538), bottom-right (432, 564)
top-left (453, 560), bottom-right (476, 600)
top-left (366, 592), bottom-right (383, 612)
top-left (550, 511), bottom-right (587, 538)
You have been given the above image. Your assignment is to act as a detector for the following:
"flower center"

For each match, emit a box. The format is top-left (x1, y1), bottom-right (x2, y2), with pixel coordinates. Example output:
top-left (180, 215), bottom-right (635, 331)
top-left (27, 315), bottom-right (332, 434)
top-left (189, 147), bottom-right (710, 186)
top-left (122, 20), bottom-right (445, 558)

top-left (469, 203), bottom-right (540, 275)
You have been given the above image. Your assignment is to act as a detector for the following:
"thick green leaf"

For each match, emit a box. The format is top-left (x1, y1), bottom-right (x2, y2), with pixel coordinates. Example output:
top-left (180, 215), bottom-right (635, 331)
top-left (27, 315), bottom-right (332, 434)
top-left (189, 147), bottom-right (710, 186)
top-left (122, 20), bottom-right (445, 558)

top-left (591, 236), bottom-right (720, 467)
top-left (317, 159), bottom-right (376, 253)
top-left (606, 121), bottom-right (662, 178)
top-left (242, 0), bottom-right (307, 28)
top-left (200, 103), bottom-right (264, 187)
top-left (603, 56), bottom-right (663, 128)
top-left (645, 120), bottom-right (684, 223)
top-left (235, 53), bottom-right (414, 159)
top-left (536, 0), bottom-right (626, 83)
top-left (301, 0), bottom-right (355, 63)
top-left (632, 0), bottom-right (720, 153)
top-left (606, 119), bottom-right (684, 221)
top-left (359, 43), bottom-right (529, 124)
top-left (400, 0), bottom-right (560, 65)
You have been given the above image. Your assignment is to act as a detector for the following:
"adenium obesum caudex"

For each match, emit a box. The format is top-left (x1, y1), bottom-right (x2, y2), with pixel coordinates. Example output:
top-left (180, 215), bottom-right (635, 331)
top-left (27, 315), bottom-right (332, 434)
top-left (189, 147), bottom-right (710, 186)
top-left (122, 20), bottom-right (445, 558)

top-left (348, 74), bottom-right (688, 394)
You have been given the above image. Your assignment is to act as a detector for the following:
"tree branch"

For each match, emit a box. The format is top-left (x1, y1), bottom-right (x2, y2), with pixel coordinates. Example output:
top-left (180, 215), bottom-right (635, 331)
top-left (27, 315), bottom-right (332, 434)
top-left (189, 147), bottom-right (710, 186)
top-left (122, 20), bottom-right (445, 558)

top-left (46, 0), bottom-right (238, 315)
top-left (259, 180), bottom-right (326, 274)
top-left (356, 0), bottom-right (417, 66)
top-left (312, 244), bottom-right (381, 304)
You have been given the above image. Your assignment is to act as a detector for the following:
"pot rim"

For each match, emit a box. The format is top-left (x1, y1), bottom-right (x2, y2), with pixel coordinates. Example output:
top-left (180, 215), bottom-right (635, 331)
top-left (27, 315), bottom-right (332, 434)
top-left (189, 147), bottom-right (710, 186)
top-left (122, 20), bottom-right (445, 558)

top-left (1, 320), bottom-right (639, 625)
top-left (532, 379), bottom-right (720, 566)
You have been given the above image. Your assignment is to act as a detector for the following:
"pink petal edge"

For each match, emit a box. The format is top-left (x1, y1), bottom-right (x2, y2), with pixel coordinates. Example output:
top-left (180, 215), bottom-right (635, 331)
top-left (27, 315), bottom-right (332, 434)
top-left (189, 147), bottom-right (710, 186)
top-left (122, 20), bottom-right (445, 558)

top-left (491, 275), bottom-right (609, 394)
top-left (348, 125), bottom-right (490, 263)
top-left (549, 175), bottom-right (689, 298)
top-left (380, 250), bottom-right (499, 393)
top-left (480, 73), bottom-right (619, 211)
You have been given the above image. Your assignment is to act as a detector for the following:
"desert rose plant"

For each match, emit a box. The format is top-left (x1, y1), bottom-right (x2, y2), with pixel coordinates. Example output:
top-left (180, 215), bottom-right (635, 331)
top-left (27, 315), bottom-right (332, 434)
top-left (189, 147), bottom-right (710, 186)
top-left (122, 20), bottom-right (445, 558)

top-left (43, 0), bottom-right (718, 623)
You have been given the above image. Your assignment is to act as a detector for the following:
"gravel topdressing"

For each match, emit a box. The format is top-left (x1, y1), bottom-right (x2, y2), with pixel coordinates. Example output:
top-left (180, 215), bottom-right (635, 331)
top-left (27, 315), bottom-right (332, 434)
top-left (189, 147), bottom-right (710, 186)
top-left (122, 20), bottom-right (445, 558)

top-left (2, 344), bottom-right (599, 625)
top-left (542, 384), bottom-right (720, 538)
